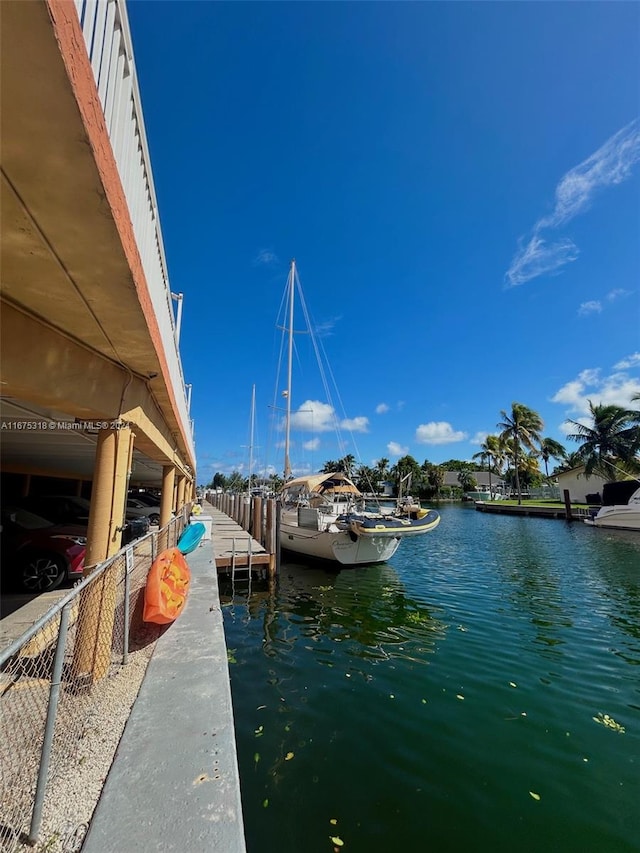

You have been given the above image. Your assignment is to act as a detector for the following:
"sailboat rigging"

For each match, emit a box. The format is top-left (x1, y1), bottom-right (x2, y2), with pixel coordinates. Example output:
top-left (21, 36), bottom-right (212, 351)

top-left (275, 259), bottom-right (440, 567)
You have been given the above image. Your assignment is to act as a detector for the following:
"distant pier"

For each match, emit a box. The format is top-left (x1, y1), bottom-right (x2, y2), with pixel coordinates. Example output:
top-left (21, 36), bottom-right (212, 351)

top-left (474, 500), bottom-right (591, 521)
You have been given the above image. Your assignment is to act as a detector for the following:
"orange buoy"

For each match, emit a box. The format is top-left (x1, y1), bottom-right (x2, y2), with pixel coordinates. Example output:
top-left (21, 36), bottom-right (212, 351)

top-left (143, 547), bottom-right (191, 624)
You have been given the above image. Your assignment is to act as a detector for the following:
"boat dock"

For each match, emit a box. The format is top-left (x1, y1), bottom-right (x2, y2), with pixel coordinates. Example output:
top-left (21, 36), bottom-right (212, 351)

top-left (474, 501), bottom-right (591, 521)
top-left (204, 498), bottom-right (278, 576)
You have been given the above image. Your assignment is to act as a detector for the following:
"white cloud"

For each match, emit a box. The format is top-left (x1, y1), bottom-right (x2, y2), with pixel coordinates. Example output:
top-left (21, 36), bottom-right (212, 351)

top-left (470, 431), bottom-right (489, 445)
top-left (539, 119), bottom-right (640, 229)
top-left (289, 400), bottom-right (335, 432)
top-left (376, 403), bottom-right (390, 414)
top-left (577, 288), bottom-right (633, 316)
top-left (505, 119), bottom-right (640, 287)
top-left (578, 300), bottom-right (602, 316)
top-left (254, 249), bottom-right (278, 265)
top-left (286, 400), bottom-right (369, 434)
top-left (615, 352), bottom-right (640, 369)
top-left (303, 437), bottom-right (320, 451)
top-left (607, 288), bottom-right (632, 301)
top-left (340, 416), bottom-right (369, 433)
top-left (551, 361), bottom-right (640, 417)
top-left (415, 421), bottom-right (468, 445)
top-left (314, 317), bottom-right (340, 338)
top-left (387, 441), bottom-right (408, 457)
top-left (506, 235), bottom-right (579, 287)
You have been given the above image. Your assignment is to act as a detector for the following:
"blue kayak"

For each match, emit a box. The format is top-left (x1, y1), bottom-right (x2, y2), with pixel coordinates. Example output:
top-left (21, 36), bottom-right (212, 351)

top-left (177, 522), bottom-right (206, 555)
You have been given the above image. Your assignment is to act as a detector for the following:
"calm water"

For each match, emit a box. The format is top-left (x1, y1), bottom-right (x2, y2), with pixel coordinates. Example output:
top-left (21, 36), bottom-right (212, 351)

top-left (221, 505), bottom-right (640, 853)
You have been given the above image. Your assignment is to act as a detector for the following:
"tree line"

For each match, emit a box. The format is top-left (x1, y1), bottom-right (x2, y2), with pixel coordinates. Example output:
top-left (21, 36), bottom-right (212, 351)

top-left (208, 398), bottom-right (640, 505)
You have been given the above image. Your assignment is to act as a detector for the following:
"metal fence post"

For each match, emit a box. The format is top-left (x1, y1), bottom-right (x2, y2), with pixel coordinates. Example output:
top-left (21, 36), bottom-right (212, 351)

top-left (28, 602), bottom-right (72, 844)
top-left (123, 545), bottom-right (134, 665)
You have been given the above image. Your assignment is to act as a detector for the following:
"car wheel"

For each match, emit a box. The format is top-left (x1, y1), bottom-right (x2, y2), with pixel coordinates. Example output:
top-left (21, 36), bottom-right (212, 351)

top-left (149, 514), bottom-right (160, 525)
top-left (20, 553), bottom-right (66, 593)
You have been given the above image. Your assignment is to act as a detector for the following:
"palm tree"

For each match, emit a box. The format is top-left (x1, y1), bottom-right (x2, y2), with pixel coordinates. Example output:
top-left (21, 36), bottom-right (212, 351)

top-left (375, 457), bottom-right (390, 491)
top-left (355, 465), bottom-right (378, 493)
top-left (565, 401), bottom-right (640, 479)
top-left (497, 403), bottom-right (544, 504)
top-left (457, 468), bottom-right (477, 493)
top-left (554, 450), bottom-right (585, 473)
top-left (425, 463), bottom-right (445, 498)
top-left (540, 437), bottom-right (567, 478)
top-left (473, 434), bottom-right (501, 499)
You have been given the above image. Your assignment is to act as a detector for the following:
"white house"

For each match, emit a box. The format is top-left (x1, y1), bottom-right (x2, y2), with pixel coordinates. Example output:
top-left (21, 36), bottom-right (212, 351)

top-left (555, 466), bottom-right (608, 504)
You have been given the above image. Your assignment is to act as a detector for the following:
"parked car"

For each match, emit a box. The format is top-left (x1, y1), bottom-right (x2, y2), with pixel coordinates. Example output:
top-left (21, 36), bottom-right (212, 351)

top-left (18, 495), bottom-right (150, 544)
top-left (128, 490), bottom-right (161, 507)
top-left (0, 506), bottom-right (86, 592)
top-left (126, 497), bottom-right (161, 526)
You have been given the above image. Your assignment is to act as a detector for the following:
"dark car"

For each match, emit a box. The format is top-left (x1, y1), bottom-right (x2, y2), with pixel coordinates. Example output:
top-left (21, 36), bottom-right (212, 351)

top-left (18, 495), bottom-right (150, 544)
top-left (0, 507), bottom-right (86, 592)
top-left (128, 490), bottom-right (162, 508)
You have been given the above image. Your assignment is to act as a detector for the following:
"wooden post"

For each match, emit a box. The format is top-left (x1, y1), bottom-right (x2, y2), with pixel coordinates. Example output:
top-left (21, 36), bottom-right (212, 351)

top-left (275, 498), bottom-right (282, 576)
top-left (252, 497), bottom-right (263, 544)
top-left (265, 498), bottom-right (278, 579)
top-left (563, 489), bottom-right (573, 521)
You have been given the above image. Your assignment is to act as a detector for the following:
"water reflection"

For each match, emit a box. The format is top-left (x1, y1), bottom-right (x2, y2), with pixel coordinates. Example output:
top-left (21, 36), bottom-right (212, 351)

top-left (582, 528), bottom-right (640, 665)
top-left (223, 506), bottom-right (640, 853)
top-left (482, 519), bottom-right (574, 658)
top-left (220, 560), bottom-right (448, 669)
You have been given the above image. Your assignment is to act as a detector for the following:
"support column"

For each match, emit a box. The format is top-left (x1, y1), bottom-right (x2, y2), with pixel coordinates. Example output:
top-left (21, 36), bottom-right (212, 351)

top-left (159, 465), bottom-right (175, 550)
top-left (160, 465), bottom-right (175, 527)
top-left (74, 425), bottom-right (132, 682)
top-left (177, 476), bottom-right (186, 515)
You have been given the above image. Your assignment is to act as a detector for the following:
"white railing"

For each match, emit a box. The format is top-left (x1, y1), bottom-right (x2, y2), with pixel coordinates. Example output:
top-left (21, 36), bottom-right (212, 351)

top-left (72, 0), bottom-right (194, 460)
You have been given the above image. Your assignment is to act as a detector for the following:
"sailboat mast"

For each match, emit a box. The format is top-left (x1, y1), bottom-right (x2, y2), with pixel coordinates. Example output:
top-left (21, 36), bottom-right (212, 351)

top-left (283, 259), bottom-right (295, 479)
top-left (248, 383), bottom-right (256, 491)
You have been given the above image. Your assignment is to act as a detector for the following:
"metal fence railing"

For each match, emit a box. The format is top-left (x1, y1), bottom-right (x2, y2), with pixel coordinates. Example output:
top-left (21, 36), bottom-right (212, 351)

top-left (0, 514), bottom-right (186, 852)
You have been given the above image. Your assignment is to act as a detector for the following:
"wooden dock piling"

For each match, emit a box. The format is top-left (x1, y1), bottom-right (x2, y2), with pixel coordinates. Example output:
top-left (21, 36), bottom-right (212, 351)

top-left (204, 494), bottom-right (279, 578)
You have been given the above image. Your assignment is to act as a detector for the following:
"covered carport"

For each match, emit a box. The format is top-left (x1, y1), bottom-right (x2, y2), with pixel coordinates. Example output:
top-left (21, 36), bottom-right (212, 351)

top-left (1, 0), bottom-right (196, 663)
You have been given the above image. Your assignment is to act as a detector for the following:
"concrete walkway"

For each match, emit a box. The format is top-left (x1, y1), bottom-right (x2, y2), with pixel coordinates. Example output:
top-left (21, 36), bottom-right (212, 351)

top-left (82, 537), bottom-right (246, 852)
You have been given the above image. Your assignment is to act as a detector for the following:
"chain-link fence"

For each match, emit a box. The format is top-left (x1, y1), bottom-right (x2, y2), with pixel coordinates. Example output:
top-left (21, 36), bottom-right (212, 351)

top-left (0, 514), bottom-right (186, 852)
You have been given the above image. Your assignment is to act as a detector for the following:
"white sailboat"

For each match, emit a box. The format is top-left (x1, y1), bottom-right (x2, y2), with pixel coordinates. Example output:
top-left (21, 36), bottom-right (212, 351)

top-left (277, 260), bottom-right (440, 567)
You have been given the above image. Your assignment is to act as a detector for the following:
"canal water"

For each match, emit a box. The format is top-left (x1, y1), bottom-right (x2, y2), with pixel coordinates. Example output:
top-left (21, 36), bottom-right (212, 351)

top-left (220, 504), bottom-right (640, 853)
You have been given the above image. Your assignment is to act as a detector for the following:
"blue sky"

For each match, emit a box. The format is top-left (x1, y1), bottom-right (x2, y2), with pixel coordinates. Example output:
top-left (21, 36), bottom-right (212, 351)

top-left (126, 1), bottom-right (640, 483)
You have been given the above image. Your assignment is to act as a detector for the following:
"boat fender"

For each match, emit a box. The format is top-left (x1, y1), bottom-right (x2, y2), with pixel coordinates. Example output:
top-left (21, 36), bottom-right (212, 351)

top-left (349, 530), bottom-right (359, 543)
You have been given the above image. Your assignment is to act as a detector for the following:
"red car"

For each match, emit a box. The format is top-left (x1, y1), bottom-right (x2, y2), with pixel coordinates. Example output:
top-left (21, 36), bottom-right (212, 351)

top-left (0, 506), bottom-right (86, 593)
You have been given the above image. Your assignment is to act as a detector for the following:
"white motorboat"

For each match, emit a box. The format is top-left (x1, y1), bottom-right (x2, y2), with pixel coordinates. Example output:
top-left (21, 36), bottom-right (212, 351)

top-left (584, 481), bottom-right (640, 531)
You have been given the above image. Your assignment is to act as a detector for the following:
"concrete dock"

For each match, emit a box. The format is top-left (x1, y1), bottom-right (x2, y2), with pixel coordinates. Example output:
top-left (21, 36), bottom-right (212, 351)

top-left (82, 536), bottom-right (246, 852)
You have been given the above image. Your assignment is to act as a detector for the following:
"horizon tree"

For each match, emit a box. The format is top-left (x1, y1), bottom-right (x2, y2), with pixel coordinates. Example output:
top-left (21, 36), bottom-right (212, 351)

top-left (540, 437), bottom-right (567, 478)
top-left (457, 468), bottom-right (477, 493)
top-left (497, 403), bottom-right (544, 504)
top-left (473, 434), bottom-right (501, 499)
top-left (565, 401), bottom-right (640, 480)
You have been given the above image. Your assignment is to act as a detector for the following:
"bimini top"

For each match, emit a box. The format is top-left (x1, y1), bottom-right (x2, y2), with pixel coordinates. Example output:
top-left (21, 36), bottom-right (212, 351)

top-left (281, 471), bottom-right (362, 496)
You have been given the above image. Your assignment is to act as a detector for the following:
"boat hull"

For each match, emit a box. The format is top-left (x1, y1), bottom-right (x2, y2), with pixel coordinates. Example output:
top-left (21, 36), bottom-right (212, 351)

top-left (280, 521), bottom-right (400, 566)
top-left (348, 509), bottom-right (440, 539)
top-left (584, 508), bottom-right (640, 531)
